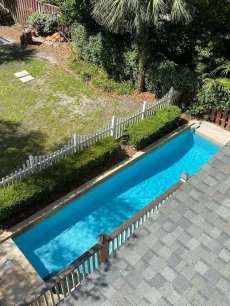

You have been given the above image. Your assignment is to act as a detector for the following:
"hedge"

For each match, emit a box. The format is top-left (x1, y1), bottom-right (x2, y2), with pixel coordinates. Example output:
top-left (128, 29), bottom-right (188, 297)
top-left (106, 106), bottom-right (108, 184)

top-left (0, 137), bottom-right (121, 221)
top-left (126, 106), bottom-right (181, 150)
top-left (70, 22), bottom-right (199, 99)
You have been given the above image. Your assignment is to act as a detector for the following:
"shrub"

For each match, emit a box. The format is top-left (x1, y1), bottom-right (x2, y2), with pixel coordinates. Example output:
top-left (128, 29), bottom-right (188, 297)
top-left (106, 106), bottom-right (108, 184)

top-left (0, 137), bottom-right (121, 221)
top-left (187, 85), bottom-right (230, 117)
top-left (145, 60), bottom-right (200, 99)
top-left (126, 106), bottom-right (181, 150)
top-left (28, 12), bottom-right (57, 35)
top-left (71, 22), bottom-right (135, 83)
top-left (70, 23), bottom-right (199, 99)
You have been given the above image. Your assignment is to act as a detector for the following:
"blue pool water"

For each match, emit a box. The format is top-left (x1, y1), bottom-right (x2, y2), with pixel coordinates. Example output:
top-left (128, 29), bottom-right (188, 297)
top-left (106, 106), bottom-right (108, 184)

top-left (14, 130), bottom-right (220, 279)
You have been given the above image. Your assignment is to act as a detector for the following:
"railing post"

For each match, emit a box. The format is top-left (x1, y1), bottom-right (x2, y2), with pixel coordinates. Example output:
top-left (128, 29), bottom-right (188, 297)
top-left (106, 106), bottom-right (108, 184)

top-left (110, 116), bottom-right (117, 139)
top-left (96, 233), bottom-right (110, 264)
top-left (29, 155), bottom-right (36, 173)
top-left (73, 134), bottom-right (78, 152)
top-left (168, 87), bottom-right (174, 104)
top-left (141, 101), bottom-right (147, 120)
top-left (168, 87), bottom-right (174, 105)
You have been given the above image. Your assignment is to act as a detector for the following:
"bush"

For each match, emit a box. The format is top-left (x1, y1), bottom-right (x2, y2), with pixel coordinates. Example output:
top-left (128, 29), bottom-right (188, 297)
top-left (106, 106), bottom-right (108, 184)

top-left (0, 137), bottom-right (121, 221)
top-left (187, 85), bottom-right (230, 117)
top-left (28, 12), bottom-right (57, 35)
top-left (71, 22), bottom-right (135, 84)
top-left (126, 106), bottom-right (181, 150)
top-left (70, 23), bottom-right (199, 99)
top-left (145, 60), bottom-right (200, 99)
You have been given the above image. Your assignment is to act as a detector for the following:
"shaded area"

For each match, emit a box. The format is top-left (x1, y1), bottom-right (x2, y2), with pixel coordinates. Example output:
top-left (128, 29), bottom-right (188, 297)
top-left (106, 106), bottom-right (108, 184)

top-left (0, 120), bottom-right (46, 178)
top-left (0, 44), bottom-right (37, 64)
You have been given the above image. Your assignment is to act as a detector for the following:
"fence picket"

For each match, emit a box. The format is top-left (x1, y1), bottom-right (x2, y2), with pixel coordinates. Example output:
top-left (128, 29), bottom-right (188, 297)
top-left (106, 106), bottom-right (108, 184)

top-left (0, 89), bottom-right (178, 188)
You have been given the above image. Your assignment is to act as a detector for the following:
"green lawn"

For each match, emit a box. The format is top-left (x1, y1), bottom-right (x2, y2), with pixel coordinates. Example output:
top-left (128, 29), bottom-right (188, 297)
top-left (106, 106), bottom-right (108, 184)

top-left (0, 49), bottom-right (139, 178)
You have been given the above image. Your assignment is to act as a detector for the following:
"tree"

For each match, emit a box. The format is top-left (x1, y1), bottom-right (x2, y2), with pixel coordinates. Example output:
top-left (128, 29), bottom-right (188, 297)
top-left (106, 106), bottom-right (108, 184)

top-left (91, 0), bottom-right (191, 92)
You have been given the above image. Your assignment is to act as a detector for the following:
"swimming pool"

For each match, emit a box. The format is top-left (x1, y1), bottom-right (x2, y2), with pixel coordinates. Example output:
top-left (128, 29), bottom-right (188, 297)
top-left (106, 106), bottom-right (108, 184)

top-left (14, 130), bottom-right (220, 279)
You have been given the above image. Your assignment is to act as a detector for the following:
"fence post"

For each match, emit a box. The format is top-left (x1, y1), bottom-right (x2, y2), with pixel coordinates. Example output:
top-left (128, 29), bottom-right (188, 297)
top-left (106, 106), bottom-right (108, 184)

top-left (168, 87), bottom-right (174, 105)
top-left (111, 116), bottom-right (117, 139)
top-left (141, 101), bottom-right (147, 120)
top-left (29, 155), bottom-right (36, 173)
top-left (97, 233), bottom-right (110, 264)
top-left (73, 134), bottom-right (78, 152)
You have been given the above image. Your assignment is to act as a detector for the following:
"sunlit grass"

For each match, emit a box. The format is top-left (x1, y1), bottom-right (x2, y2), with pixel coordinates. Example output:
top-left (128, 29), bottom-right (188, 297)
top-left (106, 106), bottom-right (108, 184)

top-left (0, 49), bottom-right (138, 177)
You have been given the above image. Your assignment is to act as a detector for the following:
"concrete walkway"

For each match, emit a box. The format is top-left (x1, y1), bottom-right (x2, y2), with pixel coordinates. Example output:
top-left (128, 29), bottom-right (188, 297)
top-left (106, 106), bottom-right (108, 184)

top-left (0, 239), bottom-right (44, 306)
top-left (195, 121), bottom-right (230, 146)
top-left (60, 140), bottom-right (230, 305)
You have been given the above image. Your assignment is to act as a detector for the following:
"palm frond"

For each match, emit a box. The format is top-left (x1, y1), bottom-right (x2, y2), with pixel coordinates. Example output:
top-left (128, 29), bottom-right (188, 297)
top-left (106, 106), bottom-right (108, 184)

top-left (211, 61), bottom-right (230, 76)
top-left (204, 77), bottom-right (230, 95)
top-left (147, 0), bottom-right (167, 24)
top-left (171, 0), bottom-right (191, 23)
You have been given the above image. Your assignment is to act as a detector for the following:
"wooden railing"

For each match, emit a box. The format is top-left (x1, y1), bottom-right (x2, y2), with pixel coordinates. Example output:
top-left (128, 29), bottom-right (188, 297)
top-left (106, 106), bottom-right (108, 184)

top-left (0, 0), bottom-right (58, 23)
top-left (0, 88), bottom-right (180, 189)
top-left (15, 180), bottom-right (183, 306)
top-left (206, 107), bottom-right (230, 131)
top-left (108, 180), bottom-right (183, 253)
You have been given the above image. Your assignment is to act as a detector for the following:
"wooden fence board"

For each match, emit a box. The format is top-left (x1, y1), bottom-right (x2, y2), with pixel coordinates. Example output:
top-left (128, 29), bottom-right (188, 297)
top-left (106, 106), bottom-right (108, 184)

top-left (215, 107), bottom-right (222, 125)
top-left (210, 108), bottom-right (216, 122)
top-left (221, 109), bottom-right (228, 128)
top-left (0, 0), bottom-right (57, 23)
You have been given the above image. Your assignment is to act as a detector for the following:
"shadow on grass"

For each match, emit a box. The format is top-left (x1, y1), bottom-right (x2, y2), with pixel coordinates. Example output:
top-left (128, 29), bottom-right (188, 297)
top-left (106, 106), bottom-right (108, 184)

top-left (0, 43), bottom-right (38, 65)
top-left (0, 120), bottom-right (47, 178)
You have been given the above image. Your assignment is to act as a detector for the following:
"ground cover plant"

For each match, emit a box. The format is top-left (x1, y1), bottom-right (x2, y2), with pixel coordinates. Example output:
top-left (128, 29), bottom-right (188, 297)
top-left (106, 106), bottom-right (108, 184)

top-left (0, 48), bottom-right (140, 178)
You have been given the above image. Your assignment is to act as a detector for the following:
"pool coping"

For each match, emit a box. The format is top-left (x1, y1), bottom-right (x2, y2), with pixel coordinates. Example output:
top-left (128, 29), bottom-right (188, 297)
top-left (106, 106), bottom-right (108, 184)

top-left (0, 120), bottom-right (210, 243)
top-left (4, 120), bottom-right (223, 243)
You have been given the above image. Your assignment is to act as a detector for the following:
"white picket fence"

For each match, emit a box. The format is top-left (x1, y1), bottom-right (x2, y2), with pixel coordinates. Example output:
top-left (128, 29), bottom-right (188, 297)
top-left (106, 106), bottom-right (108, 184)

top-left (0, 88), bottom-right (180, 189)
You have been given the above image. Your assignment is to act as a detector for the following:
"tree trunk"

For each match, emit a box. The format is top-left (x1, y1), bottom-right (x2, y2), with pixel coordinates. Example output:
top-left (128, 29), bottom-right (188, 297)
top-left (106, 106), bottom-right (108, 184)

top-left (137, 51), bottom-right (146, 93)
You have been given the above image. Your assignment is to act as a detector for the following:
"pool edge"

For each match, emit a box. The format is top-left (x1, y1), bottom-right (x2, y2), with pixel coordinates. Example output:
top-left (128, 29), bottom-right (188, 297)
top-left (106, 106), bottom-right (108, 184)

top-left (0, 121), bottom-right (195, 243)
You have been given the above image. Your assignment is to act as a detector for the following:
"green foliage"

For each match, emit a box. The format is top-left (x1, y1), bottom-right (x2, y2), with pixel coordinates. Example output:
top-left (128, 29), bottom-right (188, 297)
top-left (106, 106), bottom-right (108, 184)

top-left (187, 85), bottom-right (230, 117)
top-left (193, 38), bottom-right (225, 74)
top-left (126, 106), bottom-right (181, 150)
top-left (70, 23), bottom-right (201, 98)
top-left (28, 12), bottom-right (57, 35)
top-left (0, 138), bottom-right (121, 221)
top-left (54, 0), bottom-right (94, 26)
top-left (91, 77), bottom-right (133, 94)
top-left (71, 23), bottom-right (134, 82)
top-left (39, 0), bottom-right (57, 4)
top-left (145, 60), bottom-right (199, 98)
top-left (70, 24), bottom-right (134, 94)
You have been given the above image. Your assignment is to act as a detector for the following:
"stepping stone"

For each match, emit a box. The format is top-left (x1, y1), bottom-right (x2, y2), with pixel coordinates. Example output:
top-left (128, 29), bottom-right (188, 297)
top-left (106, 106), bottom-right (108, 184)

top-left (14, 70), bottom-right (29, 78)
top-left (19, 75), bottom-right (35, 83)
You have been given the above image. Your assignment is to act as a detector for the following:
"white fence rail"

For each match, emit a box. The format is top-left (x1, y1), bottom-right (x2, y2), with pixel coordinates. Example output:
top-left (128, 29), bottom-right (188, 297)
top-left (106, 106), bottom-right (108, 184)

top-left (0, 88), bottom-right (179, 189)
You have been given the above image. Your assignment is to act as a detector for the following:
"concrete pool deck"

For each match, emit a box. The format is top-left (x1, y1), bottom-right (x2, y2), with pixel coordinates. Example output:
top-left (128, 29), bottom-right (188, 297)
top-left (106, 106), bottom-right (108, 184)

top-left (0, 239), bottom-right (44, 306)
top-left (0, 120), bottom-right (229, 306)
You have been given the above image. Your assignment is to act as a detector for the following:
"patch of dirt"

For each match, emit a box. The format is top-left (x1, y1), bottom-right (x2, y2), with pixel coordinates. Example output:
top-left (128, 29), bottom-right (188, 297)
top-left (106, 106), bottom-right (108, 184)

top-left (0, 24), bottom-right (157, 105)
top-left (0, 24), bottom-right (73, 65)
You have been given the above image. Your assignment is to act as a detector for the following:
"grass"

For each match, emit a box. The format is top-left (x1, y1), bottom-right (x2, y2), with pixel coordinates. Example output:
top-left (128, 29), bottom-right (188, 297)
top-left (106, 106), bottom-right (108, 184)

top-left (0, 48), bottom-right (138, 178)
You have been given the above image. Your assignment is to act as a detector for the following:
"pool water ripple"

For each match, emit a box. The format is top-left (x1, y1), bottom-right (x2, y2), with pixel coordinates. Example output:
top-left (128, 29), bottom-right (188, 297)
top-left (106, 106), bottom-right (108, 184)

top-left (14, 130), bottom-right (220, 278)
